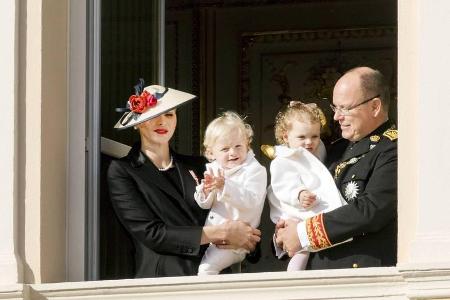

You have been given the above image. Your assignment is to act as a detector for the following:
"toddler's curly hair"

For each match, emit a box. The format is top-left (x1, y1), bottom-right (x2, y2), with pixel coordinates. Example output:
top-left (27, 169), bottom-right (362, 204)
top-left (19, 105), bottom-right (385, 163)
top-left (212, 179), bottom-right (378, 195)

top-left (274, 101), bottom-right (323, 145)
top-left (203, 111), bottom-right (253, 160)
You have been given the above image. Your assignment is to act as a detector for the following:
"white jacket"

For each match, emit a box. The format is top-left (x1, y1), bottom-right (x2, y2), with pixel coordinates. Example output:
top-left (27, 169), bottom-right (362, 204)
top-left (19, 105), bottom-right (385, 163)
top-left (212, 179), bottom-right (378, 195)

top-left (194, 150), bottom-right (267, 228)
top-left (268, 145), bottom-right (345, 223)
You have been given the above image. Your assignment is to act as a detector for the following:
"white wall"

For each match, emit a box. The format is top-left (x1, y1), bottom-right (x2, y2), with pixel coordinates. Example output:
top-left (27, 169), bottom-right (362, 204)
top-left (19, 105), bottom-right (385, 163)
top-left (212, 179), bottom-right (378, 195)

top-left (403, 0), bottom-right (450, 264)
top-left (0, 0), bottom-right (22, 285)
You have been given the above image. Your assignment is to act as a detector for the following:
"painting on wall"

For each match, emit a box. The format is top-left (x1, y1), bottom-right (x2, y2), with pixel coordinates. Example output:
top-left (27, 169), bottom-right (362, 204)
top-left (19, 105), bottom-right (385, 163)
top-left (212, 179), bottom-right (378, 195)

top-left (240, 27), bottom-right (397, 149)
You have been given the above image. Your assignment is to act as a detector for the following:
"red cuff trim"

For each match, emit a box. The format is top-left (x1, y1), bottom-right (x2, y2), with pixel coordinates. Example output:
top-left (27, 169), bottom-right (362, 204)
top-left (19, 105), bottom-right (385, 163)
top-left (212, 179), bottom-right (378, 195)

top-left (306, 214), bottom-right (332, 250)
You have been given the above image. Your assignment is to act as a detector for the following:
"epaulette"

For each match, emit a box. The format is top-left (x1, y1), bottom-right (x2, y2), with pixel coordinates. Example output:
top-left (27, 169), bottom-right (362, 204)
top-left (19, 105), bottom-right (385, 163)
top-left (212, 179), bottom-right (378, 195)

top-left (370, 135), bottom-right (381, 143)
top-left (383, 128), bottom-right (398, 141)
top-left (260, 144), bottom-right (276, 160)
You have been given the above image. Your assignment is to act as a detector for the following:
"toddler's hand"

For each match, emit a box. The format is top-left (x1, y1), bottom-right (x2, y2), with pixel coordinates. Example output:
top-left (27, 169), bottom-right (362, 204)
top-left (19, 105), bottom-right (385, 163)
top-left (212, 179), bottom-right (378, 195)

top-left (212, 169), bottom-right (225, 191)
top-left (202, 172), bottom-right (214, 197)
top-left (299, 190), bottom-right (316, 209)
top-left (202, 169), bottom-right (225, 196)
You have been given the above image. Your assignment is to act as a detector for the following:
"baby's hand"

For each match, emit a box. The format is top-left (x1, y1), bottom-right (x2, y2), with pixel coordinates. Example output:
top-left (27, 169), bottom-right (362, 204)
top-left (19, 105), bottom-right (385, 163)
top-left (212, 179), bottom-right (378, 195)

top-left (203, 172), bottom-right (214, 186)
top-left (212, 169), bottom-right (225, 191)
top-left (202, 172), bottom-right (214, 197)
top-left (202, 169), bottom-right (225, 196)
top-left (299, 190), bottom-right (316, 209)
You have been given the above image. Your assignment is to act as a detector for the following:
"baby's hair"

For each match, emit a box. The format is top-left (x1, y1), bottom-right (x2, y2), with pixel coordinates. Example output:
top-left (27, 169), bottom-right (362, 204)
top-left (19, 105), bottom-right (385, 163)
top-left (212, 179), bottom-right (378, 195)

top-left (203, 111), bottom-right (253, 160)
top-left (274, 101), bottom-right (322, 145)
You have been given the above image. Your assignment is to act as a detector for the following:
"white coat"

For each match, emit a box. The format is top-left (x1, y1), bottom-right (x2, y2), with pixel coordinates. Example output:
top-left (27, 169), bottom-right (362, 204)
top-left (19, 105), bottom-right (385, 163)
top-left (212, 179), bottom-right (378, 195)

top-left (194, 150), bottom-right (267, 228)
top-left (268, 145), bottom-right (345, 223)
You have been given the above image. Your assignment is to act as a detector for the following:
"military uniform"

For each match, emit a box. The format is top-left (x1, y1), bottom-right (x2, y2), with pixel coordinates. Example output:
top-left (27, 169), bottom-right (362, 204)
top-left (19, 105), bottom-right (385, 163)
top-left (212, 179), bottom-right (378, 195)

top-left (306, 122), bottom-right (398, 269)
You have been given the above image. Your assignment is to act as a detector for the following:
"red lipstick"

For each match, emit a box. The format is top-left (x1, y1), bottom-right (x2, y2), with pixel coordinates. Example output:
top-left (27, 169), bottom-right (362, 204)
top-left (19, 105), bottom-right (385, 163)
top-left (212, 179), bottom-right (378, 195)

top-left (154, 129), bottom-right (168, 134)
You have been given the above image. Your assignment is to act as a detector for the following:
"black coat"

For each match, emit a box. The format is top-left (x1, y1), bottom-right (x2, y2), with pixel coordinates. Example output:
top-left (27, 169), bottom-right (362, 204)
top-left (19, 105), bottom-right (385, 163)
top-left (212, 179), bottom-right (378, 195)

top-left (307, 122), bottom-right (398, 269)
top-left (107, 143), bottom-right (209, 277)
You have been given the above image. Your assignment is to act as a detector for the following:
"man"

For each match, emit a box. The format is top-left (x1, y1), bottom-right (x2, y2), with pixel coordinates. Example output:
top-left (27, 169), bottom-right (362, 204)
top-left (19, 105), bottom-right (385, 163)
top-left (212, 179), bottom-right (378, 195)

top-left (276, 66), bottom-right (397, 269)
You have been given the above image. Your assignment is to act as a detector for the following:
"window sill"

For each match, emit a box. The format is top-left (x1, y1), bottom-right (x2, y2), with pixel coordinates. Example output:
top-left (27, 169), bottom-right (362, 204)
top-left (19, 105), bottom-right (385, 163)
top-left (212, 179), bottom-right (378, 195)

top-left (6, 264), bottom-right (446, 300)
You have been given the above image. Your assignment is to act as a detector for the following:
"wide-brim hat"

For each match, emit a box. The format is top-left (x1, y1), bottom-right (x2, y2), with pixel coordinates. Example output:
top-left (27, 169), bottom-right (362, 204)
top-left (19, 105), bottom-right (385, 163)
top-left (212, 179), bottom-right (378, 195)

top-left (114, 84), bottom-right (196, 130)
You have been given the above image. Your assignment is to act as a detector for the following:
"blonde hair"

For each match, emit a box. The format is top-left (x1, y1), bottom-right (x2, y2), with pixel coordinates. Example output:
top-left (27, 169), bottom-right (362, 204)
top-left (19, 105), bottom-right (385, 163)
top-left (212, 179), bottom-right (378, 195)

top-left (203, 111), bottom-right (253, 160)
top-left (274, 101), bottom-right (323, 145)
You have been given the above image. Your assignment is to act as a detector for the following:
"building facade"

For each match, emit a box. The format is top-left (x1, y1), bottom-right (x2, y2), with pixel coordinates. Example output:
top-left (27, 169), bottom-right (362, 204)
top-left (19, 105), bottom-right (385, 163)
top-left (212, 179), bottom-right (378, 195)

top-left (1, 0), bottom-right (450, 299)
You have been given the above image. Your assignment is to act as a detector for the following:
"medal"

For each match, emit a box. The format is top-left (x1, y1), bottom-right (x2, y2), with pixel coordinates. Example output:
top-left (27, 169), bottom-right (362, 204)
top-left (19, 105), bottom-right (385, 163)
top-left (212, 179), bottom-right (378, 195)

top-left (344, 181), bottom-right (359, 201)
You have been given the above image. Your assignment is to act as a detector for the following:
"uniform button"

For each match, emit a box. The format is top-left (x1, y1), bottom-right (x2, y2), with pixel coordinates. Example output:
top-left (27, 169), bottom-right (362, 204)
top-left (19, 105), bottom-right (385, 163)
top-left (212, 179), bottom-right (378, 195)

top-left (352, 263), bottom-right (358, 268)
top-left (351, 174), bottom-right (355, 179)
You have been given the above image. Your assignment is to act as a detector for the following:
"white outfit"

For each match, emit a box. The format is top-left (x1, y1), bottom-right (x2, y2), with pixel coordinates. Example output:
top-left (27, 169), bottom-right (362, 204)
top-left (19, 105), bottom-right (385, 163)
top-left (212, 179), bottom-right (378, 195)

top-left (268, 144), bottom-right (345, 270)
top-left (194, 150), bottom-right (267, 275)
top-left (268, 144), bottom-right (344, 222)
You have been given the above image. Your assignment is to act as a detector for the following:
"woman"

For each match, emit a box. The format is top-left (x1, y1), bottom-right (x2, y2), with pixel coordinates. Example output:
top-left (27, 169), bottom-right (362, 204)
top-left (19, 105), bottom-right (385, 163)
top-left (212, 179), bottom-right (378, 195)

top-left (108, 82), bottom-right (260, 278)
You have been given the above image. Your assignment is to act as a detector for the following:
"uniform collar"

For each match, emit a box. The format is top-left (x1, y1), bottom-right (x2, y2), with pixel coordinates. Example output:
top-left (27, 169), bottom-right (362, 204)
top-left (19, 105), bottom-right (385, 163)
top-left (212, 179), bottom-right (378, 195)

top-left (341, 121), bottom-right (394, 161)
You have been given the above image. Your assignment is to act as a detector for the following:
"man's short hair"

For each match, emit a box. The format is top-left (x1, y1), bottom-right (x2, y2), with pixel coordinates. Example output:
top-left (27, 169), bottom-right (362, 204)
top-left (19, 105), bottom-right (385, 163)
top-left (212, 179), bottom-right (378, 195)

top-left (347, 67), bottom-right (391, 111)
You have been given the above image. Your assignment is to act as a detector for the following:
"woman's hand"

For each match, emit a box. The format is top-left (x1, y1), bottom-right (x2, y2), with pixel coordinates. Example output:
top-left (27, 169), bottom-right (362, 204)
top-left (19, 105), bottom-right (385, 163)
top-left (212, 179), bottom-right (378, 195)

top-left (202, 220), bottom-right (260, 251)
top-left (220, 220), bottom-right (261, 251)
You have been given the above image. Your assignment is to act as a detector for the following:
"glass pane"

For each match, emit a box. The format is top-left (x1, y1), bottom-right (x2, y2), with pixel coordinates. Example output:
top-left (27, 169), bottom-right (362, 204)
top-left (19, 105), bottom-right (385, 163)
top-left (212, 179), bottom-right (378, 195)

top-left (100, 0), bottom-right (159, 280)
top-left (101, 0), bottom-right (158, 146)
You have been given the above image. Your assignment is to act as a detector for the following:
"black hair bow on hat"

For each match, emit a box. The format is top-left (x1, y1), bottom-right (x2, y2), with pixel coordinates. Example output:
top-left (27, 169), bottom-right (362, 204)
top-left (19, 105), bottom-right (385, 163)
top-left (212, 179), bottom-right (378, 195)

top-left (115, 78), bottom-right (147, 113)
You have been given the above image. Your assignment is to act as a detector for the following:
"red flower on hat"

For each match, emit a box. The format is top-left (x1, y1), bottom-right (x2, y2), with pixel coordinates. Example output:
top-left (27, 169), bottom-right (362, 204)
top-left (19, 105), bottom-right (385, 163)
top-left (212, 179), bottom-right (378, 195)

top-left (142, 90), bottom-right (158, 107)
top-left (128, 90), bottom-right (158, 113)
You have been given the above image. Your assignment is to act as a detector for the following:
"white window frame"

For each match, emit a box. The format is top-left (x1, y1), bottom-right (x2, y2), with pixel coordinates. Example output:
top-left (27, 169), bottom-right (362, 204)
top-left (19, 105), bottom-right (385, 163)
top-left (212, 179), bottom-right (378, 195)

top-left (67, 0), bottom-right (88, 282)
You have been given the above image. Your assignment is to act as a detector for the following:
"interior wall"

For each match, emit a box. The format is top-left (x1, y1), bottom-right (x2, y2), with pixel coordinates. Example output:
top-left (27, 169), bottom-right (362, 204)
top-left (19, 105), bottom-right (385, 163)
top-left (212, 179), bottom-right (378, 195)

top-left (166, 0), bottom-right (397, 273)
top-left (97, 0), bottom-right (398, 279)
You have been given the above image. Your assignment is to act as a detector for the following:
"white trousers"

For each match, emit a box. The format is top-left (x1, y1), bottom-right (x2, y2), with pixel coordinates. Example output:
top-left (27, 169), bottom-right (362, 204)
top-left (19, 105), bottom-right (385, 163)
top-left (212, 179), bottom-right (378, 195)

top-left (198, 244), bottom-right (246, 275)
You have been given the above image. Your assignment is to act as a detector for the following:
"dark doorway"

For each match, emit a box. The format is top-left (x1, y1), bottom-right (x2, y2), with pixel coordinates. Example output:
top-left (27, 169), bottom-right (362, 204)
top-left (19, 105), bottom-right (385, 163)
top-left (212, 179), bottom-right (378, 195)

top-left (165, 0), bottom-right (397, 273)
top-left (99, 0), bottom-right (397, 279)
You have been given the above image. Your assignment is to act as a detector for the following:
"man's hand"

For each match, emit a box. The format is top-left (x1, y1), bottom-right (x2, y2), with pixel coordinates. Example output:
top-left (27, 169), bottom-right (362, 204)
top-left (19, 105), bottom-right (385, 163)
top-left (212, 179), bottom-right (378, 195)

top-left (275, 219), bottom-right (286, 236)
top-left (275, 219), bottom-right (301, 257)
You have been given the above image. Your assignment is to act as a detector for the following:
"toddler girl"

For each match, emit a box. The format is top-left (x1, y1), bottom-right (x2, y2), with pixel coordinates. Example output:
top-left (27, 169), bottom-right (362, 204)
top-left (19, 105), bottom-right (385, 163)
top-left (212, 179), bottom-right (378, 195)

top-left (268, 101), bottom-right (345, 271)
